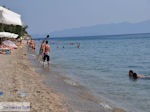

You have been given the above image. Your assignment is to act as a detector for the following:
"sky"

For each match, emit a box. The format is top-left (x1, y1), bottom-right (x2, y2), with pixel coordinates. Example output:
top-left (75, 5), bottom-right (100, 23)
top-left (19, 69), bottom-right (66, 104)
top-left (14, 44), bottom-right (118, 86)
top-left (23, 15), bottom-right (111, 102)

top-left (0, 0), bottom-right (150, 35)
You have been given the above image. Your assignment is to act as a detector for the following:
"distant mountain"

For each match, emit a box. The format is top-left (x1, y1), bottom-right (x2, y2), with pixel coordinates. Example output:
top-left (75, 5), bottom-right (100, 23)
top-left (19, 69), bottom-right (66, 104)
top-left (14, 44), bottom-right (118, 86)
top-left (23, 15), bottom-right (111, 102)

top-left (50, 20), bottom-right (150, 37)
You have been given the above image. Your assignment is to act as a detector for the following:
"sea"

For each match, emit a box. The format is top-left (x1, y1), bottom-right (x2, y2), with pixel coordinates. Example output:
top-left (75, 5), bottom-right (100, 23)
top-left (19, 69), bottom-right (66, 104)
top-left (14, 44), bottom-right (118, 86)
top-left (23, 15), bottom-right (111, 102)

top-left (30, 33), bottom-right (150, 112)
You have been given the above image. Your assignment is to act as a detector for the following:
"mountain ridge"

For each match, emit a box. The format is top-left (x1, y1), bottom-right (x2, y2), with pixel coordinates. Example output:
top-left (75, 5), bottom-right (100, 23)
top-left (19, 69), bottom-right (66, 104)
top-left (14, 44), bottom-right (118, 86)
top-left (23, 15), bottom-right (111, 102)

top-left (32, 20), bottom-right (150, 38)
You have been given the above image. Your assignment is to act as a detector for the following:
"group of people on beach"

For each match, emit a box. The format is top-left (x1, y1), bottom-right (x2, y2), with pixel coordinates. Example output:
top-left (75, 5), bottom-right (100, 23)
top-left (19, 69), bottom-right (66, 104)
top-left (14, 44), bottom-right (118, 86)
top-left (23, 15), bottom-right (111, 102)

top-left (27, 39), bottom-right (36, 51)
top-left (27, 34), bottom-right (82, 68)
top-left (27, 35), bottom-right (50, 68)
top-left (69, 42), bottom-right (80, 48)
top-left (38, 38), bottom-right (50, 67)
top-left (56, 42), bottom-right (80, 49)
top-left (27, 35), bottom-right (150, 80)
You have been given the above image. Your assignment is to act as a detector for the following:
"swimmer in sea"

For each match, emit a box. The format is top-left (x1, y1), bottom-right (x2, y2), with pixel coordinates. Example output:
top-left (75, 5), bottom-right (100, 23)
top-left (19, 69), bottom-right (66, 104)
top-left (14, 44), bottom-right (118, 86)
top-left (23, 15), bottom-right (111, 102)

top-left (129, 70), bottom-right (149, 79)
top-left (77, 43), bottom-right (80, 48)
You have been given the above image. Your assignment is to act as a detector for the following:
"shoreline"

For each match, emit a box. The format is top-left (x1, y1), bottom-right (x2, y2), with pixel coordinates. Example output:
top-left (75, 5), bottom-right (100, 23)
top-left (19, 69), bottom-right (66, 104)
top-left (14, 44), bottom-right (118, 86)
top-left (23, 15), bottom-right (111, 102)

top-left (29, 41), bottom-right (126, 112)
top-left (0, 43), bottom-right (71, 112)
top-left (0, 41), bottom-right (126, 112)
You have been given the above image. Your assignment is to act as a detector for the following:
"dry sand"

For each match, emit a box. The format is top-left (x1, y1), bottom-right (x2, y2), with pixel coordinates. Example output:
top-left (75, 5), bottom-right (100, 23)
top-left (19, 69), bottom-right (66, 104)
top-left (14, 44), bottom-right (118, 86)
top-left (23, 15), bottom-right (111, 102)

top-left (0, 44), bottom-right (70, 112)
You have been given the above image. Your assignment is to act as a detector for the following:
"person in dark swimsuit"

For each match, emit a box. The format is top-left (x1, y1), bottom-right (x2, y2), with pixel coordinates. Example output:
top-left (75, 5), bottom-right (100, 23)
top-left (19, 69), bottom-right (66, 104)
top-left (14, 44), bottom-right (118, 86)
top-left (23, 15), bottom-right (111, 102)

top-left (43, 40), bottom-right (50, 67)
top-left (129, 70), bottom-right (149, 79)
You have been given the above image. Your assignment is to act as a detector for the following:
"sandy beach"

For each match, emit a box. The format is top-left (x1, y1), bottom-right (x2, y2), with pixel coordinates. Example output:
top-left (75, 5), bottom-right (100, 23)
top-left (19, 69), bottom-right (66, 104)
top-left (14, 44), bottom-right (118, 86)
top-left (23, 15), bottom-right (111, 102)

top-left (0, 43), bottom-right (70, 112)
top-left (0, 1), bottom-right (149, 112)
top-left (0, 41), bottom-right (127, 112)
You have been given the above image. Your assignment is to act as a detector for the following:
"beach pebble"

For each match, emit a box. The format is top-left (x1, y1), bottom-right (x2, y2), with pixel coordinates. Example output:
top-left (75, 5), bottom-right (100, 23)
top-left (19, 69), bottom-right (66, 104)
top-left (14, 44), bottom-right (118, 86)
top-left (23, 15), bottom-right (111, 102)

top-left (36, 90), bottom-right (40, 93)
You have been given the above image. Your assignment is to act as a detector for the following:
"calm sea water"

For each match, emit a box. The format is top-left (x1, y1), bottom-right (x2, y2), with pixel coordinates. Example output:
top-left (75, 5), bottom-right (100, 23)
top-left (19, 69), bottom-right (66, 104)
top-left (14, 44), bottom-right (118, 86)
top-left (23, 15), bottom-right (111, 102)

top-left (35, 33), bottom-right (150, 112)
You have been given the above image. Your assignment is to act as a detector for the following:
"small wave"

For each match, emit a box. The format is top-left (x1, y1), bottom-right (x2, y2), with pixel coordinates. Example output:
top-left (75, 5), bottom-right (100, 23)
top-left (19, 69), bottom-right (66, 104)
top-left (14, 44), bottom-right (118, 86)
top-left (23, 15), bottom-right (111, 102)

top-left (99, 102), bottom-right (112, 110)
top-left (39, 61), bottom-right (47, 65)
top-left (64, 79), bottom-right (78, 86)
top-left (28, 54), bottom-right (36, 57)
top-left (140, 77), bottom-right (150, 80)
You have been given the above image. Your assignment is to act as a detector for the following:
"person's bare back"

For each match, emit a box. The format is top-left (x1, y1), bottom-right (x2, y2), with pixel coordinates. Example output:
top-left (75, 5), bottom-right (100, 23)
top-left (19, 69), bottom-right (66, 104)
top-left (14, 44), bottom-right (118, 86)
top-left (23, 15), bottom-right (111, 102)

top-left (43, 41), bottom-right (50, 67)
top-left (45, 44), bottom-right (50, 55)
top-left (41, 43), bottom-right (45, 52)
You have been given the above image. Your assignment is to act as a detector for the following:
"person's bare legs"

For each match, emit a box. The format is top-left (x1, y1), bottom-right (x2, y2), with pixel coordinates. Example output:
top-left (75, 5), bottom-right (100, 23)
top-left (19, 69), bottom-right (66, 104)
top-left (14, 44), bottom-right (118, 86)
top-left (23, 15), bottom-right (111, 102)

top-left (43, 62), bottom-right (44, 67)
top-left (43, 59), bottom-right (45, 67)
top-left (42, 54), bottom-right (45, 67)
top-left (37, 54), bottom-right (40, 61)
top-left (48, 61), bottom-right (50, 68)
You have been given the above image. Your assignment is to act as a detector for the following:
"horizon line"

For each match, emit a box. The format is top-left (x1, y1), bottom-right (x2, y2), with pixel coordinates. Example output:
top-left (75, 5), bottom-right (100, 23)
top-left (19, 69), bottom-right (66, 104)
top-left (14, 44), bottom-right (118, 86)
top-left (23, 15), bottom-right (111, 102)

top-left (32, 32), bottom-right (150, 39)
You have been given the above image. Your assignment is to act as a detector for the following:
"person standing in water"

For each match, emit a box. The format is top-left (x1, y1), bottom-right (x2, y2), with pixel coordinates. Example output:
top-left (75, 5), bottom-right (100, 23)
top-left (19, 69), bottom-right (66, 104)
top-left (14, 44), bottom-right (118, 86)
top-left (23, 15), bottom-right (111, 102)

top-left (38, 40), bottom-right (45, 60)
top-left (43, 40), bottom-right (50, 67)
top-left (30, 40), bottom-right (36, 52)
top-left (77, 42), bottom-right (80, 48)
top-left (33, 40), bottom-right (36, 51)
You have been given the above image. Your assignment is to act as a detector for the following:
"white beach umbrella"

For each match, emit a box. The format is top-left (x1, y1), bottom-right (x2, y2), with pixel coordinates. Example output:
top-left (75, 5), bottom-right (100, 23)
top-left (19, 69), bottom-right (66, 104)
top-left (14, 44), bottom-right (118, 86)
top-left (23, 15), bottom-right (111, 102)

top-left (0, 6), bottom-right (23, 26)
top-left (0, 32), bottom-right (18, 38)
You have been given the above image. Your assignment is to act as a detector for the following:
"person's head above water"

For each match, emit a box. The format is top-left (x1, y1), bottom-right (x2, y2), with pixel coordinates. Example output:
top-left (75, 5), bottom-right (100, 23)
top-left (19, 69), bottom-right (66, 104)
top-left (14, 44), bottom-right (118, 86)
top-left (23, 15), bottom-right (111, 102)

top-left (47, 35), bottom-right (50, 38)
top-left (129, 70), bottom-right (149, 79)
top-left (129, 70), bottom-right (134, 76)
top-left (46, 40), bottom-right (48, 44)
top-left (133, 73), bottom-right (138, 79)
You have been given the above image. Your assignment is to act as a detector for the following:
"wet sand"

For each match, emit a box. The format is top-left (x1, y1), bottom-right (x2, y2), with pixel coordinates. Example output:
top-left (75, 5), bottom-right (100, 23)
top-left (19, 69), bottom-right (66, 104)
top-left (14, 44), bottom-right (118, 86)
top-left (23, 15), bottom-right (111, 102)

top-left (36, 67), bottom-right (126, 112)
top-left (0, 44), bottom-right (70, 112)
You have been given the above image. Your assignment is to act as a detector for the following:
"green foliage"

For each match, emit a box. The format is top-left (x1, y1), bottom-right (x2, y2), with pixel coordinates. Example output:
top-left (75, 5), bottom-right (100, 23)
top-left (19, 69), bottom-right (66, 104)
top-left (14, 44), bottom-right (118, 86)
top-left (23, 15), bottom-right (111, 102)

top-left (0, 24), bottom-right (5, 32)
top-left (0, 23), bottom-right (28, 38)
